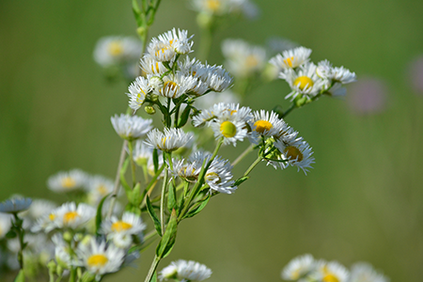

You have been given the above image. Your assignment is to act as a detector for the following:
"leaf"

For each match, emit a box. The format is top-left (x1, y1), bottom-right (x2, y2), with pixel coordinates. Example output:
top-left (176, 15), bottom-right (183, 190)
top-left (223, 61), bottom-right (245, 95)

top-left (177, 105), bottom-right (191, 128)
top-left (151, 271), bottom-right (157, 282)
top-left (167, 182), bottom-right (177, 211)
top-left (153, 149), bottom-right (159, 173)
top-left (146, 196), bottom-right (162, 236)
top-left (234, 176), bottom-right (249, 186)
top-left (184, 194), bottom-right (211, 219)
top-left (14, 269), bottom-right (25, 282)
top-left (95, 193), bottom-right (110, 236)
top-left (156, 209), bottom-right (178, 259)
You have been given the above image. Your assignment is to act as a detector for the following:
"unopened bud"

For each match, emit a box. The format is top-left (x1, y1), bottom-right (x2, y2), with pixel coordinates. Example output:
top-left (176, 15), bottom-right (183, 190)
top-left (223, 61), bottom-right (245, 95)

top-left (144, 106), bottom-right (156, 115)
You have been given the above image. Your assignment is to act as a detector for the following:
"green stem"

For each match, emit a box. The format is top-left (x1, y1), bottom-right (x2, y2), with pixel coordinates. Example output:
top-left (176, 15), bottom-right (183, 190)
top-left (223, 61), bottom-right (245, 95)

top-left (144, 255), bottom-right (161, 282)
top-left (13, 213), bottom-right (25, 270)
top-left (128, 140), bottom-right (137, 188)
top-left (243, 155), bottom-right (263, 177)
top-left (107, 139), bottom-right (128, 218)
top-left (281, 103), bottom-right (296, 118)
top-left (232, 144), bottom-right (254, 166)
top-left (160, 155), bottom-right (169, 233)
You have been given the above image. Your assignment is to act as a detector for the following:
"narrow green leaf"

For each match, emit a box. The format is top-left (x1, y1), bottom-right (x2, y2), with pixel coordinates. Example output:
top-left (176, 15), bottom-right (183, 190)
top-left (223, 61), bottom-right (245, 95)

top-left (177, 105), bottom-right (191, 128)
top-left (14, 269), bottom-right (25, 282)
top-left (167, 182), bottom-right (177, 211)
top-left (151, 271), bottom-right (157, 282)
top-left (156, 209), bottom-right (178, 259)
top-left (184, 194), bottom-right (211, 219)
top-left (234, 176), bottom-right (249, 186)
top-left (146, 196), bottom-right (162, 236)
top-left (95, 193), bottom-right (110, 236)
top-left (153, 149), bottom-right (159, 173)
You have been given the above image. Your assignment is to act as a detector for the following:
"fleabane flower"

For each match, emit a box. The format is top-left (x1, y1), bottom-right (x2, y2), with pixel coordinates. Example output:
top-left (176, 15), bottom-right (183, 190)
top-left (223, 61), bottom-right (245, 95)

top-left (93, 36), bottom-right (142, 67)
top-left (145, 128), bottom-right (193, 152)
top-left (282, 254), bottom-right (316, 281)
top-left (159, 259), bottom-right (212, 281)
top-left (158, 28), bottom-right (194, 55)
top-left (140, 54), bottom-right (168, 76)
top-left (0, 197), bottom-right (32, 213)
top-left (192, 0), bottom-right (258, 19)
top-left (222, 39), bottom-right (267, 78)
top-left (274, 135), bottom-right (315, 174)
top-left (205, 65), bottom-right (233, 92)
top-left (47, 169), bottom-right (88, 193)
top-left (51, 202), bottom-right (95, 230)
top-left (348, 263), bottom-right (390, 282)
top-left (101, 212), bottom-right (146, 240)
top-left (312, 260), bottom-right (349, 282)
top-left (86, 175), bottom-right (114, 205)
top-left (111, 114), bottom-right (153, 140)
top-left (251, 110), bottom-right (287, 137)
top-left (133, 140), bottom-right (154, 166)
top-left (270, 46), bottom-right (312, 71)
top-left (127, 76), bottom-right (151, 111)
top-left (316, 60), bottom-right (357, 86)
top-left (0, 213), bottom-right (12, 239)
top-left (147, 37), bottom-right (175, 62)
top-left (281, 62), bottom-right (326, 100)
top-left (76, 238), bottom-right (125, 281)
top-left (154, 72), bottom-right (197, 98)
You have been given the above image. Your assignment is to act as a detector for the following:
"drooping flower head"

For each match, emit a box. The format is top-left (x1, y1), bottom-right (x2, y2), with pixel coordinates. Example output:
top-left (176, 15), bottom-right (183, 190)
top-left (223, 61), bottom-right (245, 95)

top-left (145, 128), bottom-right (193, 152)
top-left (111, 114), bottom-right (153, 140)
top-left (159, 259), bottom-right (212, 281)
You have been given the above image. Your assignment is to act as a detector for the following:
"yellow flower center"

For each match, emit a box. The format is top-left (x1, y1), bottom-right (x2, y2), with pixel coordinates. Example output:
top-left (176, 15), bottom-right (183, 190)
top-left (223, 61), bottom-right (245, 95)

top-left (284, 146), bottom-right (303, 162)
top-left (220, 121), bottom-right (237, 138)
top-left (61, 177), bottom-right (76, 188)
top-left (323, 274), bottom-right (340, 282)
top-left (246, 55), bottom-right (259, 68)
top-left (293, 76), bottom-right (314, 90)
top-left (283, 56), bottom-right (294, 67)
top-left (155, 46), bottom-right (171, 58)
top-left (163, 81), bottom-right (179, 97)
top-left (254, 120), bottom-right (273, 134)
top-left (206, 0), bottom-right (221, 12)
top-left (49, 213), bottom-right (56, 221)
top-left (108, 41), bottom-right (124, 56)
top-left (206, 172), bottom-right (221, 183)
top-left (87, 254), bottom-right (109, 268)
top-left (97, 185), bottom-right (108, 195)
top-left (63, 211), bottom-right (79, 223)
top-left (111, 221), bottom-right (133, 232)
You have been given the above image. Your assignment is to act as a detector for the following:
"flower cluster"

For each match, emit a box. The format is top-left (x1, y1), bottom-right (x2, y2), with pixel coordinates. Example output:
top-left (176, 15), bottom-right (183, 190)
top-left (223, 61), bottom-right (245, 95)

top-left (282, 254), bottom-right (389, 282)
top-left (270, 46), bottom-right (356, 102)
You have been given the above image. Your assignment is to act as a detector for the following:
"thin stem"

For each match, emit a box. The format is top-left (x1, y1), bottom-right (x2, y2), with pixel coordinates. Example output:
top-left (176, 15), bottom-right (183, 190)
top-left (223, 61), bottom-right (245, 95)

top-left (160, 155), bottom-right (169, 233)
top-left (128, 140), bottom-right (137, 188)
top-left (144, 255), bottom-right (161, 282)
top-left (107, 139), bottom-right (128, 218)
top-left (13, 213), bottom-right (24, 269)
top-left (232, 144), bottom-right (254, 166)
top-left (243, 155), bottom-right (263, 177)
top-left (281, 103), bottom-right (296, 118)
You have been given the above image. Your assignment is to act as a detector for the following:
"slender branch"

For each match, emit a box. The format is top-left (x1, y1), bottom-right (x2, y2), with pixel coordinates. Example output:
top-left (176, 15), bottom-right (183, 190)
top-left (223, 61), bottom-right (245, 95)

top-left (160, 154), bottom-right (169, 233)
top-left (232, 144), bottom-right (254, 166)
top-left (144, 255), bottom-right (161, 282)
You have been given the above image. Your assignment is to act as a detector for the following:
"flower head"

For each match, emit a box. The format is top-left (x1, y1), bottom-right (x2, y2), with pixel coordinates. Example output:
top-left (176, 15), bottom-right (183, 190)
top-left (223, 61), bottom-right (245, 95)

top-left (127, 76), bottom-right (151, 111)
top-left (348, 262), bottom-right (390, 282)
top-left (47, 169), bottom-right (88, 193)
top-left (94, 36), bottom-right (141, 67)
top-left (50, 202), bottom-right (95, 230)
top-left (146, 128), bottom-right (193, 152)
top-left (0, 197), bottom-right (32, 213)
top-left (111, 114), bottom-right (153, 140)
top-left (282, 254), bottom-right (316, 281)
top-left (159, 259), bottom-right (212, 281)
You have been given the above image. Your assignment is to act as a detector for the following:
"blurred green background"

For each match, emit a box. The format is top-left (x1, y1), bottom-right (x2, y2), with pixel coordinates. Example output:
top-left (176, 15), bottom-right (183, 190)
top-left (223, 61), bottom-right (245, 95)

top-left (1, 0), bottom-right (423, 281)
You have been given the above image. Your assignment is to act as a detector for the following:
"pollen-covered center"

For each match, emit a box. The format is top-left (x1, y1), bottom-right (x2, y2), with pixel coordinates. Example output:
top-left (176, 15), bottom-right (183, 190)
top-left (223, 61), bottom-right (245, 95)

top-left (246, 55), bottom-right (259, 68)
top-left (294, 76), bottom-right (314, 91)
top-left (206, 0), bottom-right (221, 12)
top-left (254, 120), bottom-right (273, 134)
top-left (220, 121), bottom-right (237, 138)
top-left (97, 185), bottom-right (108, 195)
top-left (61, 177), bottom-right (76, 188)
top-left (206, 172), bottom-right (221, 183)
top-left (87, 254), bottom-right (109, 268)
top-left (284, 56), bottom-right (294, 67)
top-left (323, 274), bottom-right (340, 282)
top-left (49, 213), bottom-right (56, 221)
top-left (284, 146), bottom-right (303, 162)
top-left (63, 211), bottom-right (79, 223)
top-left (111, 221), bottom-right (133, 232)
top-left (108, 41), bottom-right (123, 56)
top-left (163, 81), bottom-right (179, 97)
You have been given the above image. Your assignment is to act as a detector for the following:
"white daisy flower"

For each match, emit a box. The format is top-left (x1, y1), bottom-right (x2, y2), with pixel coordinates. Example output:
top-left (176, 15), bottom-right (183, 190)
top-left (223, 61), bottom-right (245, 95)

top-left (282, 254), bottom-right (316, 281)
top-left (270, 46), bottom-right (312, 71)
top-left (171, 158), bottom-right (200, 182)
top-left (24, 199), bottom-right (57, 220)
top-left (313, 260), bottom-right (350, 282)
top-left (332, 66), bottom-right (357, 84)
top-left (205, 65), bottom-right (233, 92)
top-left (348, 262), bottom-right (390, 282)
top-left (127, 76), bottom-right (151, 111)
top-left (93, 36), bottom-right (142, 67)
top-left (86, 175), bottom-right (114, 205)
top-left (251, 110), bottom-right (286, 137)
top-left (158, 28), bottom-right (194, 55)
top-left (133, 140), bottom-right (154, 166)
top-left (101, 212), bottom-right (146, 237)
top-left (221, 39), bottom-right (267, 78)
top-left (281, 62), bottom-right (326, 100)
top-left (140, 54), bottom-right (168, 75)
top-left (0, 213), bottom-right (12, 239)
top-left (160, 259), bottom-right (212, 281)
top-left (110, 114), bottom-right (153, 140)
top-left (154, 72), bottom-right (198, 99)
top-left (0, 197), bottom-right (32, 213)
top-left (274, 135), bottom-right (314, 174)
top-left (145, 128), bottom-right (193, 152)
top-left (51, 202), bottom-right (95, 230)
top-left (52, 233), bottom-right (74, 268)
top-left (31, 210), bottom-right (59, 233)
top-left (192, 0), bottom-right (257, 19)
top-left (47, 169), bottom-right (89, 193)
top-left (147, 37), bottom-right (175, 62)
top-left (76, 238), bottom-right (125, 281)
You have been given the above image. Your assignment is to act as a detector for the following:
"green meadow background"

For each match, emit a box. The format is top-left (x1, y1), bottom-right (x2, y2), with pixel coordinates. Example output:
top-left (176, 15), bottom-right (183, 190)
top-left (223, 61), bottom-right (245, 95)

top-left (1, 0), bottom-right (423, 281)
